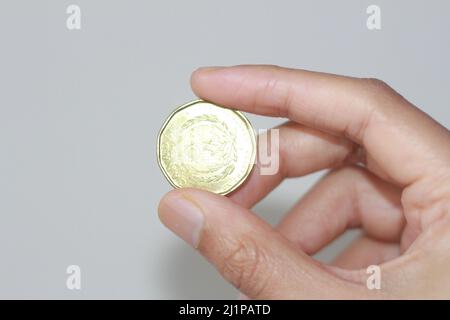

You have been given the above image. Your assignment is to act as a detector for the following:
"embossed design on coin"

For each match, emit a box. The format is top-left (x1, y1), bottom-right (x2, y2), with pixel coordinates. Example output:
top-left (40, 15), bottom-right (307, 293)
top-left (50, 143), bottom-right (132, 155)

top-left (157, 100), bottom-right (255, 195)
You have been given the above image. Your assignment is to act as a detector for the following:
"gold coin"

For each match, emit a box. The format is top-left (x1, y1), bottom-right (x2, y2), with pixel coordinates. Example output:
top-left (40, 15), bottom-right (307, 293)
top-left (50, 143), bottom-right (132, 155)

top-left (157, 99), bottom-right (256, 195)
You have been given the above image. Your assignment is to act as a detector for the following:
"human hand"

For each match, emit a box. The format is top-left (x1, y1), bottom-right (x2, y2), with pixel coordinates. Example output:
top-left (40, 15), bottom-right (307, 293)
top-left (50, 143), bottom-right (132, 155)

top-left (158, 65), bottom-right (450, 299)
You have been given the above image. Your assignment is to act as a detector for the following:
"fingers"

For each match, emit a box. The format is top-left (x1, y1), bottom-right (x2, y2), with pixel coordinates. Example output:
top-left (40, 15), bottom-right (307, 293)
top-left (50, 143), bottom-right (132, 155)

top-left (158, 188), bottom-right (372, 299)
top-left (277, 166), bottom-right (405, 255)
top-left (331, 235), bottom-right (400, 270)
top-left (229, 121), bottom-right (358, 208)
top-left (191, 65), bottom-right (450, 188)
top-left (385, 216), bottom-right (450, 298)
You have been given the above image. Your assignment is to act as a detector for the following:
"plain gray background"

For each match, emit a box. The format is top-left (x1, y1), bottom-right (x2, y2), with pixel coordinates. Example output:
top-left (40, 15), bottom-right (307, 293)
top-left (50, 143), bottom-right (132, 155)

top-left (0, 0), bottom-right (449, 299)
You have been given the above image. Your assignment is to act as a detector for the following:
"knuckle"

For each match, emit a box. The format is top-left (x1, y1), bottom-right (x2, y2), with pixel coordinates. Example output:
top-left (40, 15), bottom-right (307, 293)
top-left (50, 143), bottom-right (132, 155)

top-left (358, 77), bottom-right (396, 109)
top-left (360, 77), bottom-right (391, 92)
top-left (220, 235), bottom-right (272, 296)
top-left (402, 172), bottom-right (450, 228)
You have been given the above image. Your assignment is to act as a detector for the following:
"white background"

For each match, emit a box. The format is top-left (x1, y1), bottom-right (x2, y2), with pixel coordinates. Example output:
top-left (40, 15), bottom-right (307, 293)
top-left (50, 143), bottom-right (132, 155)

top-left (0, 0), bottom-right (449, 298)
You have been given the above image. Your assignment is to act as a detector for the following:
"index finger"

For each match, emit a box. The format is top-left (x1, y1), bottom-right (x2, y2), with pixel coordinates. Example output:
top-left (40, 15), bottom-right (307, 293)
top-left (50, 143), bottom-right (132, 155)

top-left (191, 65), bottom-right (450, 187)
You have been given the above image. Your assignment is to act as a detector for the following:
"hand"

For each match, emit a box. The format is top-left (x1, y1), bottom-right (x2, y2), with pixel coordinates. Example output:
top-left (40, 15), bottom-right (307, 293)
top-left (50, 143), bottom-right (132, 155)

top-left (158, 65), bottom-right (450, 299)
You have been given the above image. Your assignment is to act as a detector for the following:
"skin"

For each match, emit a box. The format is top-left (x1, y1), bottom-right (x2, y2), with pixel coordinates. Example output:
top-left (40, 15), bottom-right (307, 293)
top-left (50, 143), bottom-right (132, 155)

top-left (158, 65), bottom-right (450, 299)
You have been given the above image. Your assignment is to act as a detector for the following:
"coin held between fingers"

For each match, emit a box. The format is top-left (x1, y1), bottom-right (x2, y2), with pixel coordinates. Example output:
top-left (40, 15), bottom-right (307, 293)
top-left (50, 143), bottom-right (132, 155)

top-left (157, 99), bottom-right (256, 195)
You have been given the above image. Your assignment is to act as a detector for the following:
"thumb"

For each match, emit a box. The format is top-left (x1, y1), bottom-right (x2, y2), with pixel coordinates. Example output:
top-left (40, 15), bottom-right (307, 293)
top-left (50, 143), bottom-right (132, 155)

top-left (158, 188), bottom-right (370, 299)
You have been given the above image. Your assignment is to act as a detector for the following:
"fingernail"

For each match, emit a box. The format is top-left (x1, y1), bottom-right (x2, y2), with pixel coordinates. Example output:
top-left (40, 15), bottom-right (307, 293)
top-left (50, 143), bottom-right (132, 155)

top-left (195, 66), bottom-right (224, 73)
top-left (158, 193), bottom-right (204, 248)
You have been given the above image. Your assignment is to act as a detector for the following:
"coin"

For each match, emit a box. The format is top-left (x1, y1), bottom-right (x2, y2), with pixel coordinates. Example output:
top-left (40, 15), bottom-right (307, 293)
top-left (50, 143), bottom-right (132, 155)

top-left (157, 99), bottom-right (256, 195)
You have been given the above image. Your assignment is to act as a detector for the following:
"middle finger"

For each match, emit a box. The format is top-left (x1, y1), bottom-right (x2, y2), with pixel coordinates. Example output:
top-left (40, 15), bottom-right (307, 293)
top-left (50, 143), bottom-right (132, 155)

top-left (229, 121), bottom-right (358, 208)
